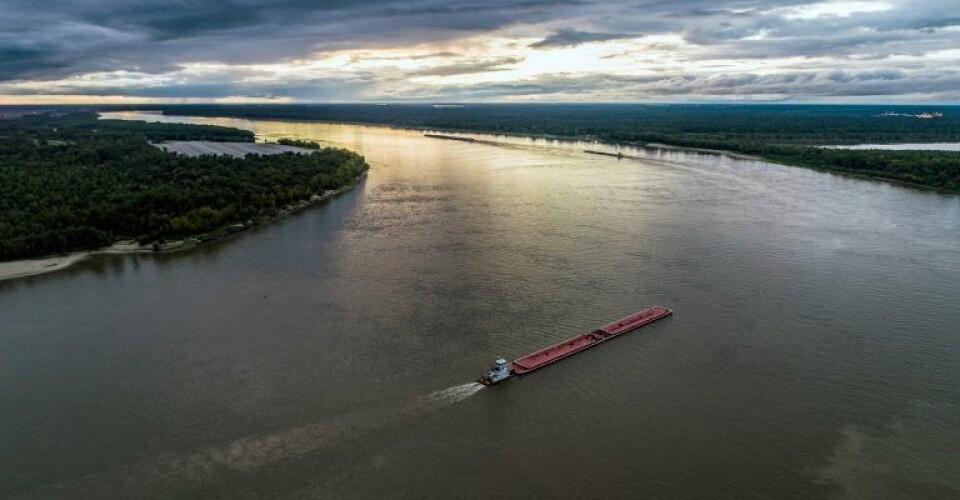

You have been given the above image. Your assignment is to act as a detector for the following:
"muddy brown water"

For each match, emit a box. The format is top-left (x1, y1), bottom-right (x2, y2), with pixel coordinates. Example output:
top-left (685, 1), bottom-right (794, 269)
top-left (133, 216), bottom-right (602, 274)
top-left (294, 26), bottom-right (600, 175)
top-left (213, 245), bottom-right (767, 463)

top-left (2, 112), bottom-right (958, 499)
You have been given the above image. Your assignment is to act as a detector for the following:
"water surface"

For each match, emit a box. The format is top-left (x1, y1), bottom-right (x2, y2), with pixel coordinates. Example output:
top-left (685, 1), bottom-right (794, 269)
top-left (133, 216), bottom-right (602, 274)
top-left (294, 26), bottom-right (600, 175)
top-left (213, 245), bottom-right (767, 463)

top-left (2, 112), bottom-right (959, 499)
top-left (822, 143), bottom-right (960, 151)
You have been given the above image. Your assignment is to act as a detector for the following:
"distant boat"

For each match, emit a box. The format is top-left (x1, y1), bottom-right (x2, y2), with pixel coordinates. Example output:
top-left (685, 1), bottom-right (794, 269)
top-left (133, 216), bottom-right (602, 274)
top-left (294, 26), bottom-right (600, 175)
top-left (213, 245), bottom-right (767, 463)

top-left (584, 150), bottom-right (623, 158)
top-left (877, 111), bottom-right (943, 119)
top-left (424, 133), bottom-right (475, 142)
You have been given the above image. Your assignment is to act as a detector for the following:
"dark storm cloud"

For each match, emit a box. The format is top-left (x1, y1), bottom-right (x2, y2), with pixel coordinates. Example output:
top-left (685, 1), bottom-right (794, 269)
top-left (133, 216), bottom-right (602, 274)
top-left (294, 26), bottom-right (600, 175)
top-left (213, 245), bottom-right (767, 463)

top-left (530, 28), bottom-right (641, 48)
top-left (0, 0), bottom-right (585, 80)
top-left (1, 0), bottom-right (959, 101)
top-left (413, 69), bottom-right (960, 100)
top-left (678, 0), bottom-right (960, 55)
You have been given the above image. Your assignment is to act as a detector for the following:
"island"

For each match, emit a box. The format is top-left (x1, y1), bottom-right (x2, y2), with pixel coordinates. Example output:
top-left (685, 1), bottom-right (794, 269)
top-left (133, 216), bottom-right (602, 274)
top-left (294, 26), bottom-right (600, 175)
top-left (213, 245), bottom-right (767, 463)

top-left (0, 112), bottom-right (368, 279)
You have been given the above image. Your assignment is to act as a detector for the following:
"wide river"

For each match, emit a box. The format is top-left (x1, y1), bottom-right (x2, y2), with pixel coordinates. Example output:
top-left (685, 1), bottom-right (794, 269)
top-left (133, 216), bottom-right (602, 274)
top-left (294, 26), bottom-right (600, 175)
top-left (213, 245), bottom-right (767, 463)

top-left (2, 112), bottom-right (959, 499)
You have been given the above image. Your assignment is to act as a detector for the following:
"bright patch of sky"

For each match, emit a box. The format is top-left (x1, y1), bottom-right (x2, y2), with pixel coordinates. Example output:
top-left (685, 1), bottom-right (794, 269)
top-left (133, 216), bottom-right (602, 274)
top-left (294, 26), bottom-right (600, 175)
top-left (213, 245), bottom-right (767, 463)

top-left (776, 1), bottom-right (894, 20)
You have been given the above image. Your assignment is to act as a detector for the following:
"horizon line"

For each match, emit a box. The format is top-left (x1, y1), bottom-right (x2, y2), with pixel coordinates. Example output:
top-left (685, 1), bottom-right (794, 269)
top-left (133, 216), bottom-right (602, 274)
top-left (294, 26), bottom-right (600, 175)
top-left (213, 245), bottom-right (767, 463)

top-left (2, 101), bottom-right (959, 107)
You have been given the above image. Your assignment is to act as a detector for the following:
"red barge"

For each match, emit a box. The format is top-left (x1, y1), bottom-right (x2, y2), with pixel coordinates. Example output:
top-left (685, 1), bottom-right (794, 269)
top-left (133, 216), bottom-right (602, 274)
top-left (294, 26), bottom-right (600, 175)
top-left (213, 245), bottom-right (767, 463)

top-left (480, 306), bottom-right (673, 385)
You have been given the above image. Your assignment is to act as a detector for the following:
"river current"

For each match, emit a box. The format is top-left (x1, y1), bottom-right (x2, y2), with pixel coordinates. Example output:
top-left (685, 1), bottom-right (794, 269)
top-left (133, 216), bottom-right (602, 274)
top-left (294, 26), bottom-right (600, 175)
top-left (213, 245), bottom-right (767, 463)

top-left (2, 112), bottom-right (958, 498)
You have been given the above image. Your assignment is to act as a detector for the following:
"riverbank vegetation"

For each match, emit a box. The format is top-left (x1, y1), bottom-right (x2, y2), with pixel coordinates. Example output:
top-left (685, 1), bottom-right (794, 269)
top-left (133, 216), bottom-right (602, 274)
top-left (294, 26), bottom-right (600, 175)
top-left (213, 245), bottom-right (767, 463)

top-left (277, 138), bottom-right (322, 149)
top-left (0, 113), bottom-right (368, 261)
top-left (118, 104), bottom-right (960, 192)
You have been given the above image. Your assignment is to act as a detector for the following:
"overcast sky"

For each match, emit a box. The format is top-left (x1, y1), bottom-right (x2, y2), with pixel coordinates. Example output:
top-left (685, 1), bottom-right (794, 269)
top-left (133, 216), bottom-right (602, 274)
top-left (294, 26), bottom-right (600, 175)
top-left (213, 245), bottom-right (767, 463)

top-left (1, 0), bottom-right (958, 103)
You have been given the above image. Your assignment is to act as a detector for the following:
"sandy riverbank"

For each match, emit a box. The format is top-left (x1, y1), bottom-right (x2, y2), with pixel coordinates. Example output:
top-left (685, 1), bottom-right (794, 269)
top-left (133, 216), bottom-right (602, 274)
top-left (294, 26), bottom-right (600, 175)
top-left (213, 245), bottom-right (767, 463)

top-left (0, 240), bottom-right (164, 282)
top-left (0, 174), bottom-right (365, 282)
top-left (0, 253), bottom-right (95, 281)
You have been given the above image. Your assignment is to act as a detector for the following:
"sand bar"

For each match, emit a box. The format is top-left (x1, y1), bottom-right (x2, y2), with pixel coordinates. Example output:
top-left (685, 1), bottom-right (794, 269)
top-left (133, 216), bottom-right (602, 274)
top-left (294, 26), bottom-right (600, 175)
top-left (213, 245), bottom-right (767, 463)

top-left (0, 253), bottom-right (93, 281)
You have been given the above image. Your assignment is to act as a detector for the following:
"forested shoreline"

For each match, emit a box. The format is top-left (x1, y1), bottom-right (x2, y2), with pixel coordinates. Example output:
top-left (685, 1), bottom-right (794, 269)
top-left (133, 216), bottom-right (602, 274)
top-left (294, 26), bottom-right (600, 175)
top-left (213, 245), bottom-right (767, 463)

top-left (2, 105), bottom-right (954, 263)
top-left (105, 104), bottom-right (960, 193)
top-left (0, 113), bottom-right (368, 261)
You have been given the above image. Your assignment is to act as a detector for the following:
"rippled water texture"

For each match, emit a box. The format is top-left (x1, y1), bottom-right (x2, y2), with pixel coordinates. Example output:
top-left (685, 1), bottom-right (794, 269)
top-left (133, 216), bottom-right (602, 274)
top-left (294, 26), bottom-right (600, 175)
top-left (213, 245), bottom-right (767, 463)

top-left (2, 113), bottom-right (958, 499)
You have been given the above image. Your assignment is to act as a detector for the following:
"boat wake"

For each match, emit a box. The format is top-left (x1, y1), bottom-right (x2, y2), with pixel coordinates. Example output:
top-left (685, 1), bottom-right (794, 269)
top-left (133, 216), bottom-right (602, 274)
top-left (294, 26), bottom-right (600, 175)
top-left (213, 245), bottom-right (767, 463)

top-left (20, 381), bottom-right (486, 498)
top-left (424, 382), bottom-right (485, 404)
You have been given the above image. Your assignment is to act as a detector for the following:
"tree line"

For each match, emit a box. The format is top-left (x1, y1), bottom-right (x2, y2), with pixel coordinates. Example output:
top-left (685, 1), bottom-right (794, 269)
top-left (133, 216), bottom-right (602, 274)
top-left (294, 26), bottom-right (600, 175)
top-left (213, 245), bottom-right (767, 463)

top-left (110, 104), bottom-right (960, 192)
top-left (0, 113), bottom-right (368, 261)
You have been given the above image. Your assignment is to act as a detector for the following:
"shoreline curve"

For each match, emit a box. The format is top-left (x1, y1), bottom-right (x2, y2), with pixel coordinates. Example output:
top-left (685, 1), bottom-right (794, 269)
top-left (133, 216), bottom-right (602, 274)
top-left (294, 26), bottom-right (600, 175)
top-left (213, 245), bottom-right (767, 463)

top-left (0, 172), bottom-right (366, 282)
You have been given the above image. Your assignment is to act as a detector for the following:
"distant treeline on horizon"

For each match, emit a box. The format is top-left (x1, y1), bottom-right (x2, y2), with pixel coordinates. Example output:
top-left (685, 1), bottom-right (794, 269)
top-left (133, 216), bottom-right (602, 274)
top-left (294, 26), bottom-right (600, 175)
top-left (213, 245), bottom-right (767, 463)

top-left (3, 103), bottom-right (957, 192)
top-left (92, 103), bottom-right (960, 192)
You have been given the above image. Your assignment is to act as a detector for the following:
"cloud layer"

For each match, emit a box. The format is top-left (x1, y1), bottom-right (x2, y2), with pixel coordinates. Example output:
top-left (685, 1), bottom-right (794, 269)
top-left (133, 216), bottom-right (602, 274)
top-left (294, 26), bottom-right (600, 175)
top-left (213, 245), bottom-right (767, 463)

top-left (0, 0), bottom-right (958, 102)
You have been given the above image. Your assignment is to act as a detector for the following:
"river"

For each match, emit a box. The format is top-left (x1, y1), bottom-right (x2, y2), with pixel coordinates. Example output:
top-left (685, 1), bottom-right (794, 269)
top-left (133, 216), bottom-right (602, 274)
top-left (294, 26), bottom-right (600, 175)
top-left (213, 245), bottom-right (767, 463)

top-left (2, 112), bottom-right (959, 499)
top-left (822, 143), bottom-right (960, 151)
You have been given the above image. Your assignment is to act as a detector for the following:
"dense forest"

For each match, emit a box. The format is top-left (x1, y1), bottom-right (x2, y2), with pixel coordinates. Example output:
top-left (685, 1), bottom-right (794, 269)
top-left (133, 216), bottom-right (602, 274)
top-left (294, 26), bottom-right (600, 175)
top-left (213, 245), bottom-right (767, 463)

top-left (0, 113), bottom-right (368, 261)
top-left (97, 103), bottom-right (960, 192)
top-left (277, 138), bottom-right (322, 149)
top-left (122, 104), bottom-right (960, 143)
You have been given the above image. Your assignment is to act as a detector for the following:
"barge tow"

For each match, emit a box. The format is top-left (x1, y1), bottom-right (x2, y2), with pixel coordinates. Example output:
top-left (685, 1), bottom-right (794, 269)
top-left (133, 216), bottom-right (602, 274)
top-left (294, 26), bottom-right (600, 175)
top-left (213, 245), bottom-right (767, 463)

top-left (479, 306), bottom-right (673, 385)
